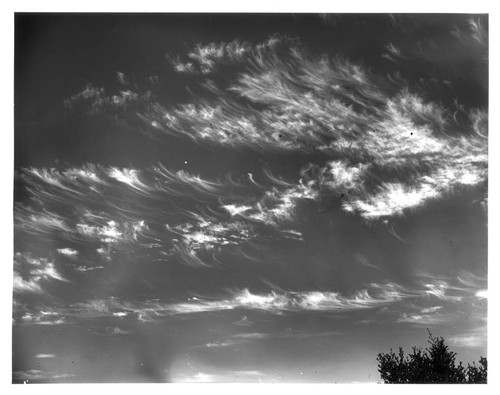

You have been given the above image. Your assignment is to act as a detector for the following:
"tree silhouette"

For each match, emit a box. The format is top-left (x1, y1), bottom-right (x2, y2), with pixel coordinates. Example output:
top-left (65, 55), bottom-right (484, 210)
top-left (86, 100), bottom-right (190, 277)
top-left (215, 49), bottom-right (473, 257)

top-left (377, 330), bottom-right (487, 383)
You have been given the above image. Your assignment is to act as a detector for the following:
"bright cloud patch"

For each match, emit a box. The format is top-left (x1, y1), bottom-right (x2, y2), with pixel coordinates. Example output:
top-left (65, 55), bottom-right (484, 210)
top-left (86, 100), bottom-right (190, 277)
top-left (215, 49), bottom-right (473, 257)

top-left (169, 218), bottom-right (253, 252)
top-left (14, 252), bottom-right (68, 294)
top-left (448, 333), bottom-right (486, 348)
top-left (36, 354), bottom-right (56, 359)
top-left (76, 219), bottom-right (147, 245)
top-left (57, 248), bottom-right (79, 257)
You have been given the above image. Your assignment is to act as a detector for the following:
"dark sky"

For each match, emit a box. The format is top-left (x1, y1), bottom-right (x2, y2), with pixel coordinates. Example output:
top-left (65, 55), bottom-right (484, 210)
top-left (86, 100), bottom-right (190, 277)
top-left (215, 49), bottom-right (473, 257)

top-left (13, 13), bottom-right (488, 383)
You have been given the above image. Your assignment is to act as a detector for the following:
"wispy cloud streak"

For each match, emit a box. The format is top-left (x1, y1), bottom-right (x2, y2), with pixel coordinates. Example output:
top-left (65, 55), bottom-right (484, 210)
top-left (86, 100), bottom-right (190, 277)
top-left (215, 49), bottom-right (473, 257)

top-left (14, 282), bottom-right (412, 325)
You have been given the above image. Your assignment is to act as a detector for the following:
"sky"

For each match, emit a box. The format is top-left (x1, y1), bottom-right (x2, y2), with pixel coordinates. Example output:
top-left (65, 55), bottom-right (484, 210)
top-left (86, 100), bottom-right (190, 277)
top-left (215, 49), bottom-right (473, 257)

top-left (12, 13), bottom-right (488, 383)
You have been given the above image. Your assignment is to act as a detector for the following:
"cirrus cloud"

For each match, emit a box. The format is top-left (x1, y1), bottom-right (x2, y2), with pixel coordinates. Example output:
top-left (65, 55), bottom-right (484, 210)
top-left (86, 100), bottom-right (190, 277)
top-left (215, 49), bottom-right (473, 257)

top-left (66, 35), bottom-right (487, 221)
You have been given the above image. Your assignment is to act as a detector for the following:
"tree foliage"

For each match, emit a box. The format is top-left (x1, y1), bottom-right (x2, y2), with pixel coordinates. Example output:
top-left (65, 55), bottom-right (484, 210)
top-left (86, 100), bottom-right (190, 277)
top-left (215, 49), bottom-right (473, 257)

top-left (377, 330), bottom-right (487, 384)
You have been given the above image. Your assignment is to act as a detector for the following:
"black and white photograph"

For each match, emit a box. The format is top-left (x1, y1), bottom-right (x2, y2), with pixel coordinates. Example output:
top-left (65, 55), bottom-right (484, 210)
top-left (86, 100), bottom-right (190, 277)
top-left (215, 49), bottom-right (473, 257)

top-left (11, 11), bottom-right (489, 384)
